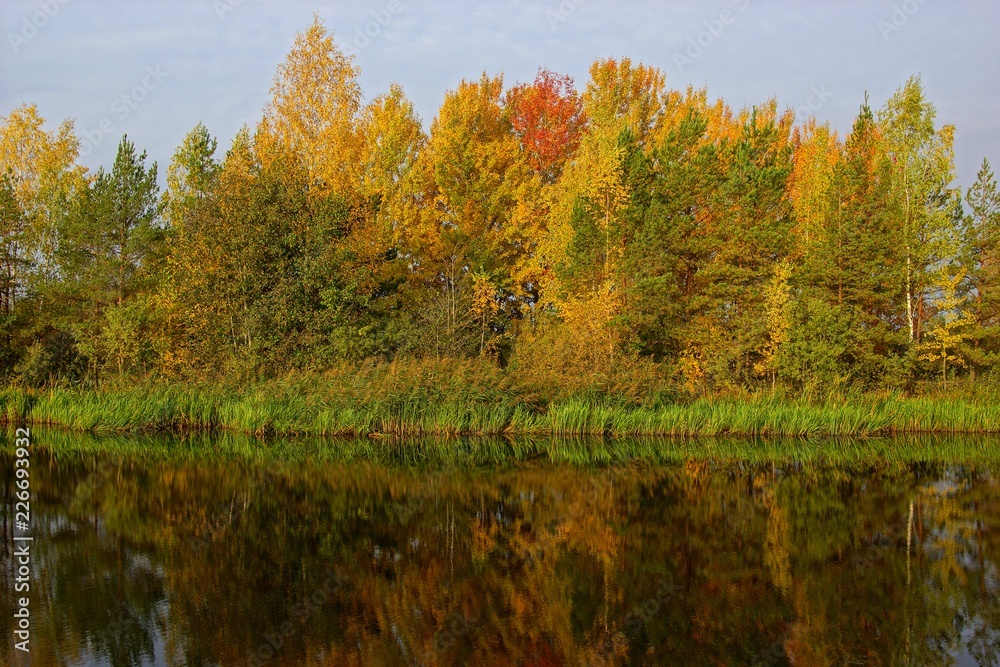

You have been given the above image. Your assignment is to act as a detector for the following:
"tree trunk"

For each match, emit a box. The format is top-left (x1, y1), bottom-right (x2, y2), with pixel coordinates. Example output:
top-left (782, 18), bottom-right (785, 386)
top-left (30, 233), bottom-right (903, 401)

top-left (904, 167), bottom-right (914, 343)
top-left (906, 254), bottom-right (914, 342)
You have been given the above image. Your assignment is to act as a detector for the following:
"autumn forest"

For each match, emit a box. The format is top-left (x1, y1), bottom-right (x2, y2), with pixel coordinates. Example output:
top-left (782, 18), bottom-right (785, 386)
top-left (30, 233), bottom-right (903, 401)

top-left (3, 17), bottom-right (1000, 408)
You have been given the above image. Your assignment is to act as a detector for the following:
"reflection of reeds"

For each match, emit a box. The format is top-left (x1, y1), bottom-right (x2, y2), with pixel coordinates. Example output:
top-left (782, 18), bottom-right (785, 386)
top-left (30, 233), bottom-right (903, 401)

top-left (2, 363), bottom-right (1000, 440)
top-left (8, 427), bottom-right (1000, 468)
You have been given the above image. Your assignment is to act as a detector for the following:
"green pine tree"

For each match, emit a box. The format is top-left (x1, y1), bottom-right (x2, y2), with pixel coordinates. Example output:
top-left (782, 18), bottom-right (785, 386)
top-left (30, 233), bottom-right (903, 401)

top-left (959, 158), bottom-right (1000, 378)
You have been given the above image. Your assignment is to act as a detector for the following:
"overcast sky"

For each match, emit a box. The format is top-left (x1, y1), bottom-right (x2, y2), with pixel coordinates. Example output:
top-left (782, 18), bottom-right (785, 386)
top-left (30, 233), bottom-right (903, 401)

top-left (2, 0), bottom-right (997, 189)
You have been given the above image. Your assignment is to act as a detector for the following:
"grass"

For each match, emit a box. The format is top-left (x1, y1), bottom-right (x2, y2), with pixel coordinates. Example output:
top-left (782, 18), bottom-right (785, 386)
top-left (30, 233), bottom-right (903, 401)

top-left (9, 426), bottom-right (1000, 469)
top-left (2, 359), bottom-right (1000, 439)
top-left (3, 385), bottom-right (1000, 440)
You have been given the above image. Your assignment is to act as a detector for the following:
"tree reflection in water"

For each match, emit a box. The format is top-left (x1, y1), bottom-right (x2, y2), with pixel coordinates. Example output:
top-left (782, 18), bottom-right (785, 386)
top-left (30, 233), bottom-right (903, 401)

top-left (1, 433), bottom-right (998, 666)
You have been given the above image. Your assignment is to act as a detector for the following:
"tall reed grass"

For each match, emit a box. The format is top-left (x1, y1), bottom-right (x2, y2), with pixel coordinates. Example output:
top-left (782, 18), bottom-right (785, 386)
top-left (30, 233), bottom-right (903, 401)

top-left (3, 359), bottom-right (1000, 439)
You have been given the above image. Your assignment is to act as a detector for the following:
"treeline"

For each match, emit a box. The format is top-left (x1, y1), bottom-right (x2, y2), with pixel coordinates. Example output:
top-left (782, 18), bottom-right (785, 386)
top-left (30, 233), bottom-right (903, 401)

top-left (1, 17), bottom-right (998, 395)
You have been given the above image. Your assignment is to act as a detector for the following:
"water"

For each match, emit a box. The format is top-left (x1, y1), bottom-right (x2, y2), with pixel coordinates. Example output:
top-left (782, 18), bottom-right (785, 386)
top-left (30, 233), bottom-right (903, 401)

top-left (1, 430), bottom-right (999, 666)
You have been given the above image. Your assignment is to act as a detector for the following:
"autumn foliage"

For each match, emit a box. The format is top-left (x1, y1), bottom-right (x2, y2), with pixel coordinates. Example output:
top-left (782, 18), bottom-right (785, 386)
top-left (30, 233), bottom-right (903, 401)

top-left (2, 16), bottom-right (998, 396)
top-left (505, 68), bottom-right (585, 183)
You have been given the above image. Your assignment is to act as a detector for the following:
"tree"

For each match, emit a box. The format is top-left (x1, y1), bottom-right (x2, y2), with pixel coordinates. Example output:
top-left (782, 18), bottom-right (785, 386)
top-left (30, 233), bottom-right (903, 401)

top-left (157, 123), bottom-right (223, 375)
top-left (539, 124), bottom-right (633, 373)
top-left (0, 173), bottom-right (25, 372)
top-left (537, 58), bottom-right (668, 371)
top-left (879, 76), bottom-right (960, 345)
top-left (796, 99), bottom-right (909, 389)
top-left (61, 135), bottom-right (163, 377)
top-left (757, 261), bottom-right (793, 389)
top-left (788, 120), bottom-right (839, 255)
top-left (581, 58), bottom-right (665, 149)
top-left (959, 159), bottom-right (1000, 377)
top-left (778, 293), bottom-right (853, 391)
top-left (164, 122), bottom-right (219, 232)
top-left (404, 73), bottom-right (542, 358)
top-left (358, 83), bottom-right (426, 214)
top-left (919, 268), bottom-right (972, 387)
top-left (0, 104), bottom-right (86, 375)
top-left (251, 18), bottom-right (408, 367)
top-left (561, 58), bottom-right (664, 288)
top-left (86, 136), bottom-right (163, 308)
top-left (10, 27), bottom-right (1000, 396)
top-left (618, 108), bottom-right (721, 365)
top-left (356, 82), bottom-right (426, 295)
top-left (697, 107), bottom-right (795, 386)
top-left (187, 127), bottom-right (275, 371)
top-left (262, 14), bottom-right (361, 205)
top-left (0, 104), bottom-right (85, 257)
top-left (505, 68), bottom-right (585, 184)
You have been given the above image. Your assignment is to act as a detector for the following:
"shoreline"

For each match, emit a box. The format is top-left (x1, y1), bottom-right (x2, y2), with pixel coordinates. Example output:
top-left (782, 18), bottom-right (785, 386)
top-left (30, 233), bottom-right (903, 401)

top-left (3, 384), bottom-right (1000, 439)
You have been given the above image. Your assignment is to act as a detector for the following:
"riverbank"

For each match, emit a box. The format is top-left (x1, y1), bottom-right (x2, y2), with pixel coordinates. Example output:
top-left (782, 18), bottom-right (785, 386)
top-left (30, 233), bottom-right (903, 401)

top-left (2, 367), bottom-right (1000, 438)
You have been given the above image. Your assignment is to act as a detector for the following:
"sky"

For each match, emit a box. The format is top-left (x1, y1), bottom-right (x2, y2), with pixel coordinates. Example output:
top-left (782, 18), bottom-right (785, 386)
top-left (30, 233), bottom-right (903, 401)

top-left (1, 0), bottom-right (998, 189)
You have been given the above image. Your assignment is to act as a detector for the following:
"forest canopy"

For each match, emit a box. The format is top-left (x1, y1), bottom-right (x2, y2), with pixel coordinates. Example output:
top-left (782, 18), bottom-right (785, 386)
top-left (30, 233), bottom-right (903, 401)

top-left (2, 16), bottom-right (998, 396)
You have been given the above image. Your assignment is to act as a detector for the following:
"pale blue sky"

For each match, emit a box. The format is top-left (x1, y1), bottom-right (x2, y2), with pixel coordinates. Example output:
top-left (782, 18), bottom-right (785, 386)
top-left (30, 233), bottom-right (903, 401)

top-left (2, 0), bottom-right (997, 188)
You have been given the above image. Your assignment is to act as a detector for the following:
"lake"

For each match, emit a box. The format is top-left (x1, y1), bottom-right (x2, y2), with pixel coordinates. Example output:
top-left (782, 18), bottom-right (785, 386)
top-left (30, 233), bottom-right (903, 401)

top-left (1, 430), bottom-right (999, 666)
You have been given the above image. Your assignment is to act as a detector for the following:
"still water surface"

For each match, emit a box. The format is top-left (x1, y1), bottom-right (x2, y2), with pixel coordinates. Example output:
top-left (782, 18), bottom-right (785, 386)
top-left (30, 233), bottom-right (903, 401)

top-left (1, 431), bottom-right (999, 666)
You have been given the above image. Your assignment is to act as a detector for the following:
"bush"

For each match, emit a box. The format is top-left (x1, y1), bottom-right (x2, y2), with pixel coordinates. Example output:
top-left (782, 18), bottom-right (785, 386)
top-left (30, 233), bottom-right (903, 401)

top-left (16, 331), bottom-right (88, 388)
